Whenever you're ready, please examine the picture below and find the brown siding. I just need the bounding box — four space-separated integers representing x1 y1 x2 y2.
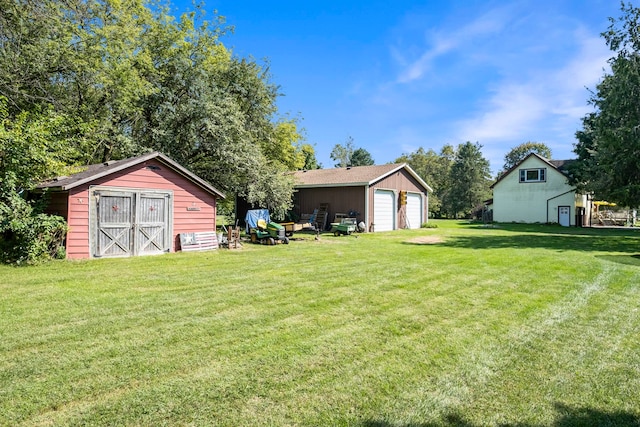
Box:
372 169 426 192
63 159 217 259
294 186 366 228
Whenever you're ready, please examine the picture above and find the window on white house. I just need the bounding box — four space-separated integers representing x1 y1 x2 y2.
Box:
519 168 546 182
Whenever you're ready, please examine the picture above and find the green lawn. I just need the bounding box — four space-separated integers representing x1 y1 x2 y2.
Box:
1 221 639 426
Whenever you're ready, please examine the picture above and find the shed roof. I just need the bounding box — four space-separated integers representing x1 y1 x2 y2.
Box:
292 163 432 192
37 151 225 198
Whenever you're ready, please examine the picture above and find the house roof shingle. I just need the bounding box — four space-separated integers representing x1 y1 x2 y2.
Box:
292 163 432 192
548 159 576 172
37 151 225 198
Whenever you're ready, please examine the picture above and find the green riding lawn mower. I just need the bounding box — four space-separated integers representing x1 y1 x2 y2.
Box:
250 219 289 245
245 209 289 245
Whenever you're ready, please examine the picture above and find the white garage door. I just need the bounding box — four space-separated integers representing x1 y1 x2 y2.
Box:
374 190 395 232
406 193 422 229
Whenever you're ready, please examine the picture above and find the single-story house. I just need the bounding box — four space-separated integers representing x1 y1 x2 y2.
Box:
37 151 225 259
490 153 591 226
291 163 432 232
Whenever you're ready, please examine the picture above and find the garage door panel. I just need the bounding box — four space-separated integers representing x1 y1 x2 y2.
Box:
374 190 395 232
406 193 422 229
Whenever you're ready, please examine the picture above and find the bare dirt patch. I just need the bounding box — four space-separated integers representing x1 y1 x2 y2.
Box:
406 236 444 245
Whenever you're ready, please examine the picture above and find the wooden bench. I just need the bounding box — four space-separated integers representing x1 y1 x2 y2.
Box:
179 231 218 252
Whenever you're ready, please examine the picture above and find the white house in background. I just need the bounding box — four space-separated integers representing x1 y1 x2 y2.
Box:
490 153 591 226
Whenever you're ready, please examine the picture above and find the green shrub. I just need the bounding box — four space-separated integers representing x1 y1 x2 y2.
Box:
421 222 438 228
0 189 68 264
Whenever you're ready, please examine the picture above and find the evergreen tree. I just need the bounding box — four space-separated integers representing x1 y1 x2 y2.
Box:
447 142 492 218
571 2 640 207
350 148 374 166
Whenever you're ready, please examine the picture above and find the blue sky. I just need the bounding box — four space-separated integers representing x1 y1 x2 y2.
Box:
172 0 620 173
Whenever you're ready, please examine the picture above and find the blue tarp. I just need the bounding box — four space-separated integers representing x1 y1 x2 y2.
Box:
245 209 270 233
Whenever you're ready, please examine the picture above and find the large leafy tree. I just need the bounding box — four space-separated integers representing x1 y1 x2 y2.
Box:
137 36 262 200
300 143 321 170
503 142 552 171
0 0 157 162
0 99 83 190
0 0 310 219
330 137 355 167
0 98 79 263
571 2 640 207
447 142 492 218
269 118 307 170
0 0 75 112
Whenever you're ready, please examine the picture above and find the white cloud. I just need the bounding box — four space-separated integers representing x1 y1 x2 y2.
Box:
453 25 611 170
457 83 546 142
395 5 515 83
548 30 610 120
397 38 455 83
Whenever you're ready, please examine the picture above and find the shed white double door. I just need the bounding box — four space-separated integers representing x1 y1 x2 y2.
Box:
91 188 172 258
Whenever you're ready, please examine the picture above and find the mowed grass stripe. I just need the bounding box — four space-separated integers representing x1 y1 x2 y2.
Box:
1 222 639 426
451 263 640 426
389 261 615 423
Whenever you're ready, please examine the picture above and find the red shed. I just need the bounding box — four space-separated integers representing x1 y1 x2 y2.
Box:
37 152 225 259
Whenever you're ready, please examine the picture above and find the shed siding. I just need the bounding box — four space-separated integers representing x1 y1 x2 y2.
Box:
63 188 90 259
372 170 426 193
63 158 216 259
